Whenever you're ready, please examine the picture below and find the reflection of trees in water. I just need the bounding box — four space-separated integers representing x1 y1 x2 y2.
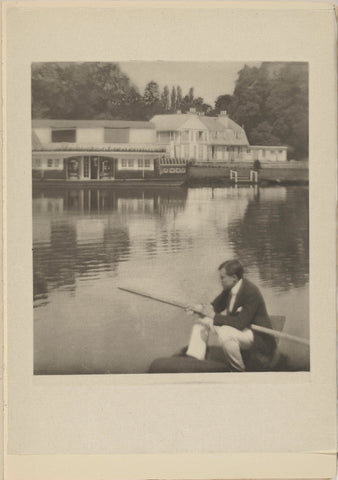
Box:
228 188 309 291
33 218 130 300
33 222 77 299
33 187 188 299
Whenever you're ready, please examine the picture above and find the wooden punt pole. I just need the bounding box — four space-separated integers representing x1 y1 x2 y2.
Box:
118 286 309 346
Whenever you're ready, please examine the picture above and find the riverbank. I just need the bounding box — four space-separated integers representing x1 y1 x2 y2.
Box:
32 160 309 188
184 177 308 187
185 160 308 186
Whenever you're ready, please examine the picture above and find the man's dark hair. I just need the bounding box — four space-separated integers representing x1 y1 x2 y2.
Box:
218 259 244 279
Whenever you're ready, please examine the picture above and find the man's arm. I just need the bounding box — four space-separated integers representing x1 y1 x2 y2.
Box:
213 290 261 330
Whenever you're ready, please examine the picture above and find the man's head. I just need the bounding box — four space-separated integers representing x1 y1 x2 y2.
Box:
218 259 244 291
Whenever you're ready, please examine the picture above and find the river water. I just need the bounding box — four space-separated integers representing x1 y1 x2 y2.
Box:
33 185 309 374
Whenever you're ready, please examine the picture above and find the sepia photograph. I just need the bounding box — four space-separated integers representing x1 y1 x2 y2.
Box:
5 3 337 477
32 61 310 375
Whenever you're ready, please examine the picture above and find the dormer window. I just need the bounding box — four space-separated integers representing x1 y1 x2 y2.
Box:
51 129 76 143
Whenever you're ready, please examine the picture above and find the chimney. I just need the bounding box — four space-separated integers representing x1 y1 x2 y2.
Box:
189 108 196 114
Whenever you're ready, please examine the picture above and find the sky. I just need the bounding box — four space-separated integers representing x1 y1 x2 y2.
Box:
119 61 261 107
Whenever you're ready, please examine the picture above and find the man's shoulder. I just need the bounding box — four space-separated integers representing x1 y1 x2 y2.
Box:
242 278 261 295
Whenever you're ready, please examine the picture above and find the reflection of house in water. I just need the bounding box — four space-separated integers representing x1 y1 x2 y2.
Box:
174 187 257 236
32 196 64 215
33 213 131 301
115 187 189 257
228 187 309 291
116 187 188 218
33 188 120 214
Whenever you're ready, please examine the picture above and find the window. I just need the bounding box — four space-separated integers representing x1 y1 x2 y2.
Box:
145 159 150 168
35 159 41 168
138 159 143 168
128 159 134 168
54 159 60 167
198 131 203 142
121 159 127 168
48 159 53 168
104 128 129 143
262 150 266 157
181 130 189 142
51 129 76 143
184 144 189 160
160 132 171 143
83 157 89 177
198 145 203 160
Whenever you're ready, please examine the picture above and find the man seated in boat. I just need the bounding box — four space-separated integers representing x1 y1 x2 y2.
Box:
189 259 276 372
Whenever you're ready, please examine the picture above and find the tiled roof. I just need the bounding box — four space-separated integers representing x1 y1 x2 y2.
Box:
32 142 166 153
32 119 155 129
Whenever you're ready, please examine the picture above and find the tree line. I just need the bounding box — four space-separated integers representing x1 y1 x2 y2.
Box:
32 62 211 120
214 62 308 159
32 61 308 159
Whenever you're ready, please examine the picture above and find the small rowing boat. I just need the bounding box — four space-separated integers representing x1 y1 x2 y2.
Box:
118 286 310 373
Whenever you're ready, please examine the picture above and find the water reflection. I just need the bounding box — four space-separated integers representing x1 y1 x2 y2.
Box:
33 187 188 301
33 185 309 373
228 187 309 291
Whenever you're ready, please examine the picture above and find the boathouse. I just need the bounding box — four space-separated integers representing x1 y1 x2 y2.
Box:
151 110 287 163
151 110 250 163
32 119 166 180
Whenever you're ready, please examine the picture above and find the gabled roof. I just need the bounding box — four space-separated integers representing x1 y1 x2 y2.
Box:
32 119 155 129
198 116 224 131
151 113 248 144
150 114 193 131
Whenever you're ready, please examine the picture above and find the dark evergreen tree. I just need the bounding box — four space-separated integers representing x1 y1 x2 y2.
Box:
170 86 177 112
161 86 170 111
176 86 183 110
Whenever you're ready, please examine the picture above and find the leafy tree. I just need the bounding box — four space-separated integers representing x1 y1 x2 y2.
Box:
188 87 194 104
250 121 281 146
143 81 162 118
214 94 233 114
32 62 145 120
224 62 308 159
144 81 160 104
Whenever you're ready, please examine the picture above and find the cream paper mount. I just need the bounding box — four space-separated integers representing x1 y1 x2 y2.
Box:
3 1 337 480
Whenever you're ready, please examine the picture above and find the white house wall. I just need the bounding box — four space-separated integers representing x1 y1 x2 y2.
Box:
32 155 64 170
129 129 156 144
76 128 104 144
34 128 51 144
117 158 154 171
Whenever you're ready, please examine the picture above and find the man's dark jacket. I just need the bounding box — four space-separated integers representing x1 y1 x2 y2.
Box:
211 278 276 370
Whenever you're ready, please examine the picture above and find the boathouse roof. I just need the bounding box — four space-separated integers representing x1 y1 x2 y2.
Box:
150 114 195 131
151 113 249 146
32 119 155 129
